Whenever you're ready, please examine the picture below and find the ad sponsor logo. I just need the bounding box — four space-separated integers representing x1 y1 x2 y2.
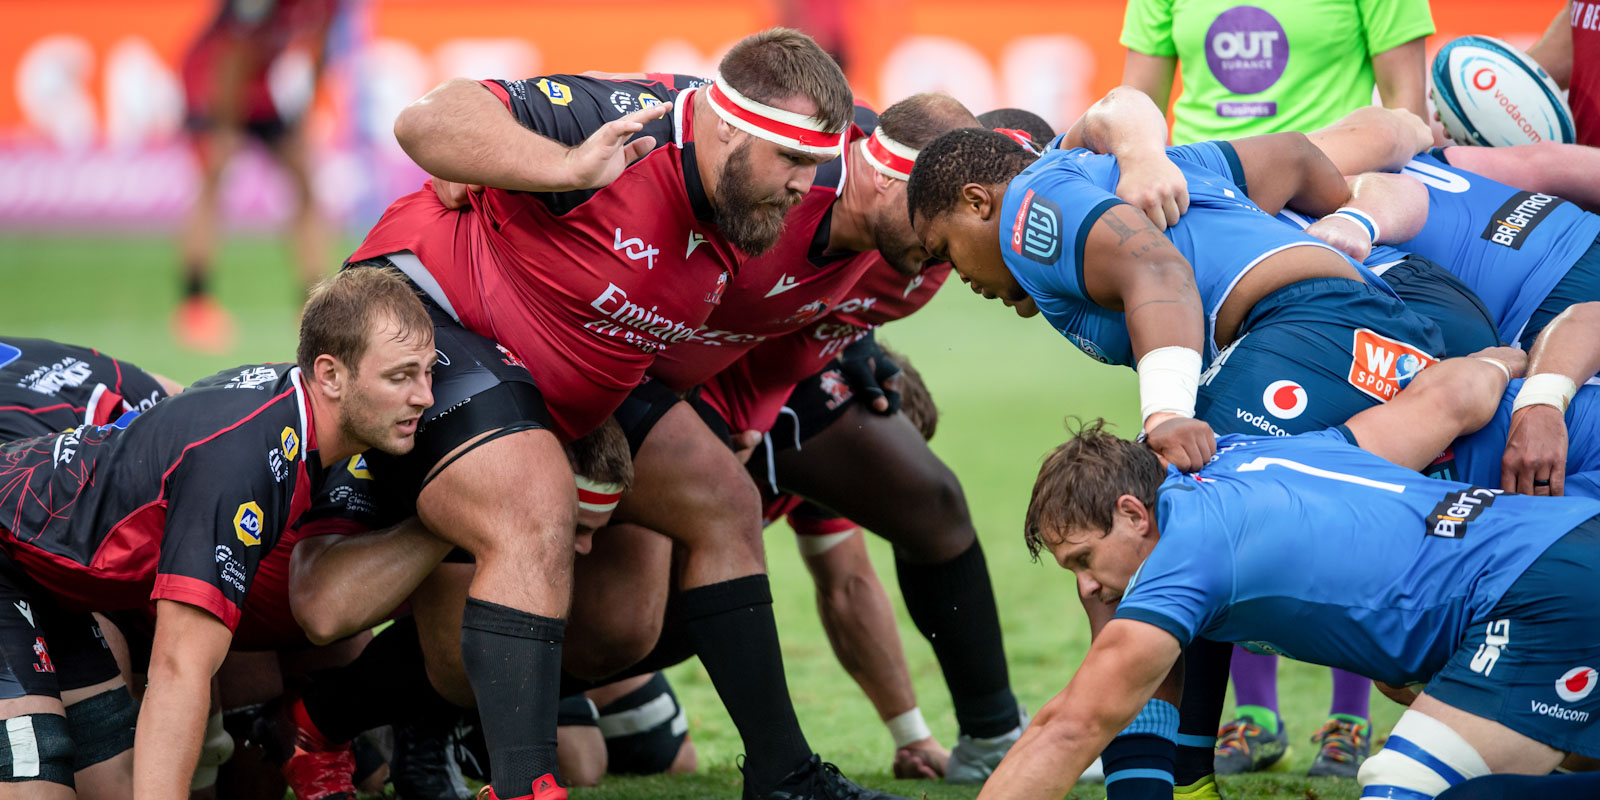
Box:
1426 487 1501 539
1348 328 1435 402
1556 666 1598 703
233 501 265 546
1480 191 1564 250
1469 618 1510 676
1262 379 1307 420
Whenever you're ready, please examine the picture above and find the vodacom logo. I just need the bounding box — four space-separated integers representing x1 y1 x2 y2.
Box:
1262 379 1308 420
1473 68 1497 91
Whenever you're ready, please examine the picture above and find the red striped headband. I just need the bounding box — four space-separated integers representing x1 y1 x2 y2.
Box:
576 475 624 514
704 76 845 157
994 128 1034 148
862 126 919 181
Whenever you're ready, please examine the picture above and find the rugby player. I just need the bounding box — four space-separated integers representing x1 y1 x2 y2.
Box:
0 337 181 441
594 87 1190 785
905 111 1453 796
341 29 873 799
177 0 339 352
1311 148 1600 352
0 267 433 797
988 348 1600 800
0 339 181 798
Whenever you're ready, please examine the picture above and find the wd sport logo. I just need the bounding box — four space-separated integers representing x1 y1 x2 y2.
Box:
1480 191 1564 250
233 501 265 546
1010 189 1061 265
1347 329 1435 402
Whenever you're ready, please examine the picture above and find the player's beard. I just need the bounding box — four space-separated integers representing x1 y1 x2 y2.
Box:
714 140 803 256
872 205 929 277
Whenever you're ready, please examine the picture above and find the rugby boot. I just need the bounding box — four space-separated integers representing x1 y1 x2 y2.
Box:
1173 774 1225 800
946 705 1030 785
475 774 568 800
173 294 236 354
742 754 913 800
1306 715 1371 777
391 721 472 800
1213 707 1289 774
250 697 358 800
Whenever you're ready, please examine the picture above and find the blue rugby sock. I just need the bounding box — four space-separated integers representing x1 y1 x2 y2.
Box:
1103 699 1177 799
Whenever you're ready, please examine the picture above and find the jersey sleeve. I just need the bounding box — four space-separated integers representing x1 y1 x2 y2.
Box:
1119 0 1177 57
1357 0 1435 57
1167 142 1247 192
295 454 402 535
479 74 684 215
1003 154 1128 307
151 439 290 631
1113 518 1234 648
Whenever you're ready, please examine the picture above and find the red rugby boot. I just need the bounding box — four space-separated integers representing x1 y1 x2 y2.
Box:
475 774 568 800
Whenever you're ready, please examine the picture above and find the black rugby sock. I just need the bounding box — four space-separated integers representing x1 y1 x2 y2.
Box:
680 575 811 789
300 616 459 743
460 597 565 795
896 541 1020 737
1175 637 1233 785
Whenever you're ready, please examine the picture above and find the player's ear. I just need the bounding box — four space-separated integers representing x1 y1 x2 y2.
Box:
959 182 996 220
1116 494 1152 537
311 353 345 398
715 116 738 145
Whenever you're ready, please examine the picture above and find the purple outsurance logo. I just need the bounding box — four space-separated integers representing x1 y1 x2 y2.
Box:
1205 6 1289 97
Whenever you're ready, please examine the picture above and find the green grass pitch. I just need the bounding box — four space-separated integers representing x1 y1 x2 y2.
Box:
0 235 1406 799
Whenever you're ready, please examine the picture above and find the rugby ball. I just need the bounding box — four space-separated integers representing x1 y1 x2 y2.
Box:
1432 35 1575 147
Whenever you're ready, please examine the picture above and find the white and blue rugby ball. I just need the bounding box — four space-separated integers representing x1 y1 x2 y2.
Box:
1431 35 1575 147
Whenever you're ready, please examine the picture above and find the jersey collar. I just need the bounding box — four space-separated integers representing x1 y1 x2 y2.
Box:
675 87 717 223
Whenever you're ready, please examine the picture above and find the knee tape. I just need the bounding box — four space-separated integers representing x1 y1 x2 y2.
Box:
190 711 234 791
65 687 135 771
1359 710 1490 799
599 673 689 775
0 713 75 786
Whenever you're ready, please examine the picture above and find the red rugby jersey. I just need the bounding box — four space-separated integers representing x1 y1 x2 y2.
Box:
648 108 880 391
350 74 743 440
701 260 952 433
1573 2 1600 147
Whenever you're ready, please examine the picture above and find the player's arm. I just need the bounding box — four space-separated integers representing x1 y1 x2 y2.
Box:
1225 132 1353 217
288 516 455 645
1120 51 1177 116
1082 204 1213 469
1526 1 1574 88
133 599 232 799
393 78 670 193
976 619 1179 799
1307 105 1433 175
1344 348 1526 471
1059 86 1189 230
1370 38 1430 119
1303 171 1429 261
1502 302 1600 495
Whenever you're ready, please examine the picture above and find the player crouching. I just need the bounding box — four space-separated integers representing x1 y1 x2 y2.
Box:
979 351 1600 799
0 267 434 797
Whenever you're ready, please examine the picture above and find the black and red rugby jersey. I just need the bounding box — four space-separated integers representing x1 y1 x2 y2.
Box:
0 337 169 442
350 73 746 441
0 363 320 630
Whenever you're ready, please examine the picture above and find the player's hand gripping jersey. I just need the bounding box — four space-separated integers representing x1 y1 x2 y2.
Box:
0 337 169 441
349 73 745 440
1000 141 1395 367
1116 430 1600 686
1391 150 1600 347
0 364 321 629
1429 380 1600 500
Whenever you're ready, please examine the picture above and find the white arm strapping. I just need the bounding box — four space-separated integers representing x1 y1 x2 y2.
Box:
1513 372 1578 413
1138 346 1202 424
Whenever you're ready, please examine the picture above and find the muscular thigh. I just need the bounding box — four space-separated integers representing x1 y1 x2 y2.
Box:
614 402 761 541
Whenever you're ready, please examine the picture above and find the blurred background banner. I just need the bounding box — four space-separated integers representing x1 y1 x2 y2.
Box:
0 0 1555 232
